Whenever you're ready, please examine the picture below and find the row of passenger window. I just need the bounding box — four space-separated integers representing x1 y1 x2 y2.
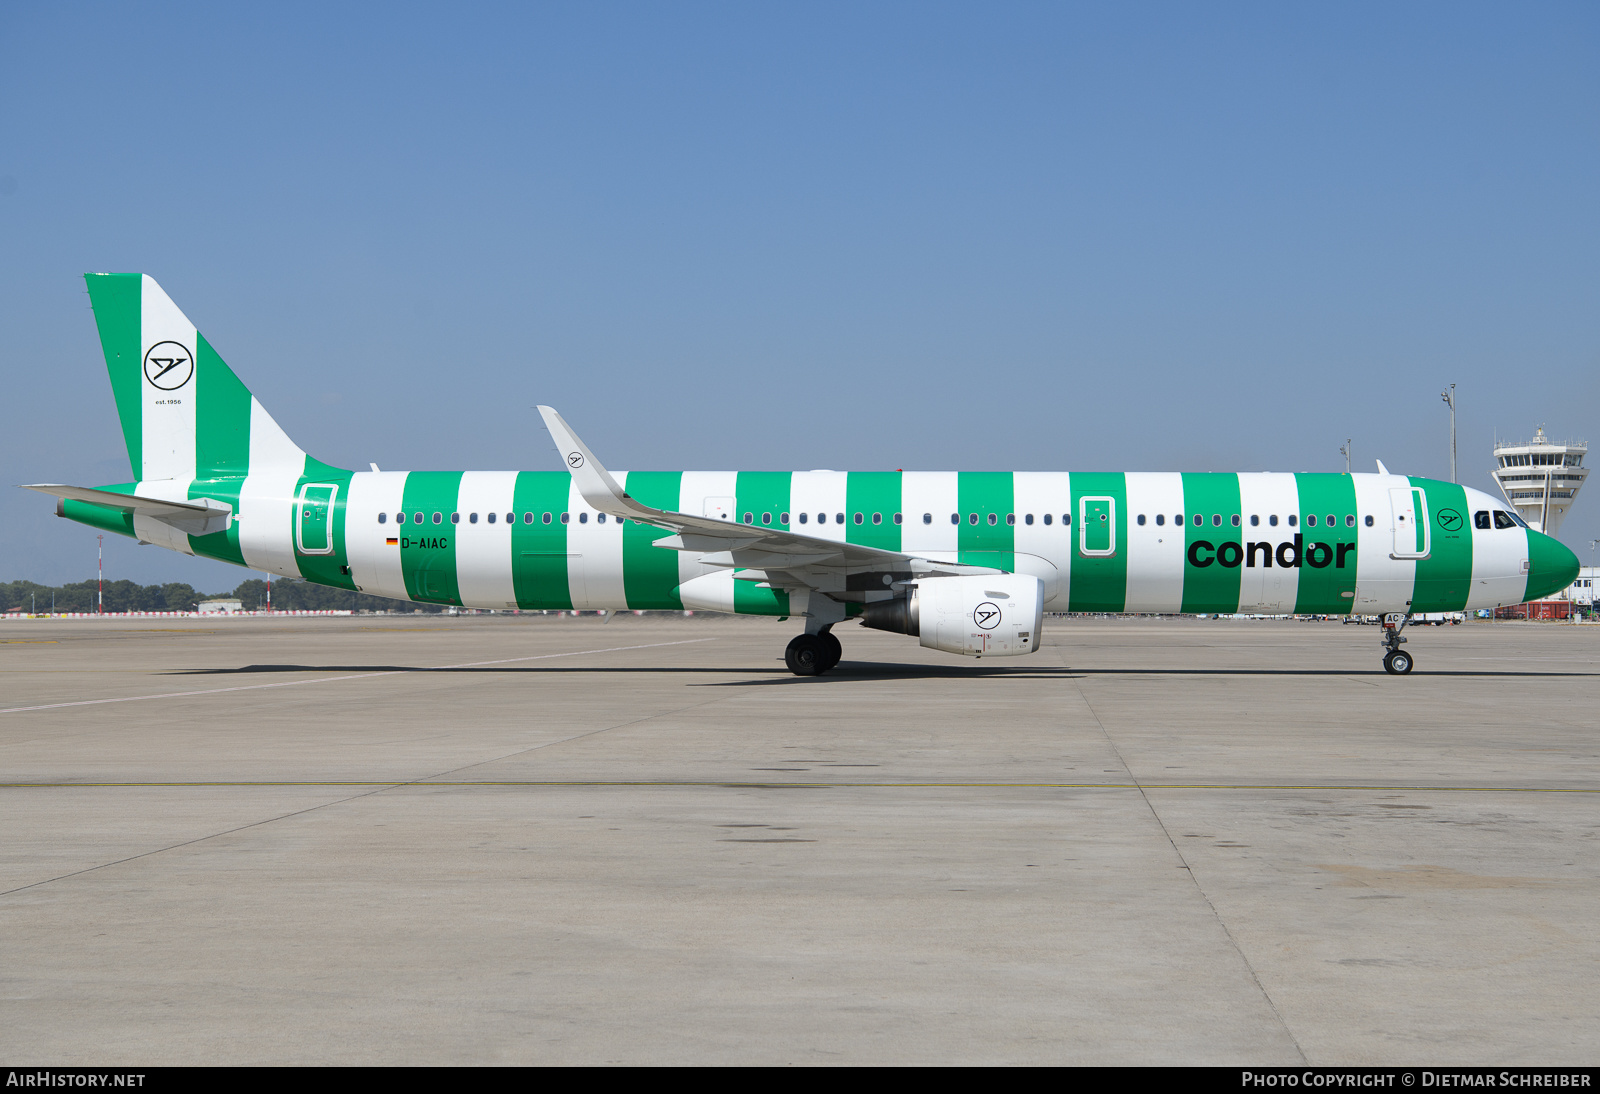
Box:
792 512 1074 527
375 508 1528 531
1130 510 1526 530
375 510 1077 527
374 510 1370 530
379 511 621 525
1135 513 1366 528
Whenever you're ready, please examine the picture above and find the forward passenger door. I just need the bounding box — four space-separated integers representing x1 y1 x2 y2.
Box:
1389 487 1430 560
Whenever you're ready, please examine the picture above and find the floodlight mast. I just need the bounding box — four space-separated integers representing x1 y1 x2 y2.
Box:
1441 385 1457 483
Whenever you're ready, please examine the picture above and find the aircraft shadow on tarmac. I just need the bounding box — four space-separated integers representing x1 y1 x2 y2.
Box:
165 663 1597 683
690 664 1600 685
166 662 1067 681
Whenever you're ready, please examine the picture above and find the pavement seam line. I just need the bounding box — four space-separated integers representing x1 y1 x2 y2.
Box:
397 697 737 787
3 781 1595 792
0 715 707 901
0 782 405 900
0 638 713 715
1062 652 1309 1065
0 649 739 899
363 634 744 788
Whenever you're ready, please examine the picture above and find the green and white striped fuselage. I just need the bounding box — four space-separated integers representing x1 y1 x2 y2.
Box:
44 273 1579 661
67 468 1559 617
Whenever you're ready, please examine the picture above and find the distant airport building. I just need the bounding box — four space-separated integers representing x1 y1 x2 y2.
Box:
198 599 244 615
1553 567 1598 609
1508 565 1597 620
1491 428 1587 536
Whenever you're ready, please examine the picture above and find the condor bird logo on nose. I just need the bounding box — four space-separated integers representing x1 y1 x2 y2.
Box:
973 602 1001 630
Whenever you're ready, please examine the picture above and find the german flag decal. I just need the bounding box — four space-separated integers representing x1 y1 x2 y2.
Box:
386 537 398 546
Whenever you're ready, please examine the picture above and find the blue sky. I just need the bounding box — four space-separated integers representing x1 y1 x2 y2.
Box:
3 2 1598 588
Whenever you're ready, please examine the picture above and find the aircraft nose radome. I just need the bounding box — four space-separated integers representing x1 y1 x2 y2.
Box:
1525 532 1580 602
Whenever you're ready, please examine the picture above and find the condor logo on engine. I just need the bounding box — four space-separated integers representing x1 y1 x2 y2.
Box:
915 575 1042 658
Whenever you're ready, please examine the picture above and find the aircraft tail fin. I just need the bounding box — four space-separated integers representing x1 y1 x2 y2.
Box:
83 273 309 482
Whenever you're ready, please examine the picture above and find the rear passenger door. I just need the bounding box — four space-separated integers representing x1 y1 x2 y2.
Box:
296 484 337 555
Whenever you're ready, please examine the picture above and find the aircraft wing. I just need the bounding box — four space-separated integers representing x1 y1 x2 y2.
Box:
535 406 1002 592
21 483 234 537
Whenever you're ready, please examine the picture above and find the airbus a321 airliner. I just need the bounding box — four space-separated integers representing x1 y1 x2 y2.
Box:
26 275 1579 676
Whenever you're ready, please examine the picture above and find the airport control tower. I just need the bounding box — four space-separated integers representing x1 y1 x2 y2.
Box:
1491 428 1588 536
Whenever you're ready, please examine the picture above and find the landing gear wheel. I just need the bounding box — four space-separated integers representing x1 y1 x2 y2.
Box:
1383 649 1414 675
785 634 826 676
817 631 842 672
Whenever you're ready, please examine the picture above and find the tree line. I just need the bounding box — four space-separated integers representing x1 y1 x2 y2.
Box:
0 578 442 614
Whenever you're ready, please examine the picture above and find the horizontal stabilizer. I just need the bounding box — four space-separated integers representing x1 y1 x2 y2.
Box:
22 484 233 537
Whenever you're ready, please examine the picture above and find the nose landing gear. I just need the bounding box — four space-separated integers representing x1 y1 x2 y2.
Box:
784 626 842 676
1381 613 1414 674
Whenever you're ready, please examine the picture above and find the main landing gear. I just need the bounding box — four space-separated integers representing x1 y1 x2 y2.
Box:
785 626 842 676
1381 613 1414 675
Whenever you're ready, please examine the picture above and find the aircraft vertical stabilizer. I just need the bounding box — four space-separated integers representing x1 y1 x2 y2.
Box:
84 273 310 481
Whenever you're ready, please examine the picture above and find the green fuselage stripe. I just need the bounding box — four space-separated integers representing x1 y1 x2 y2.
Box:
1411 480 1472 611
1180 473 1244 614
1291 474 1359 614
511 472 572 610
733 471 795 615
399 472 462 605
295 460 355 591
1068 472 1127 612
846 471 902 552
956 471 1013 571
622 471 684 609
735 472 792 532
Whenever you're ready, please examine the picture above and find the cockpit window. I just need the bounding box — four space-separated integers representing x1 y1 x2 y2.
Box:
1475 510 1491 530
1494 510 1523 530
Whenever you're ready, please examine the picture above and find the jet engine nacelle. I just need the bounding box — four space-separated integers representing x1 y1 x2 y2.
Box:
862 574 1044 657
